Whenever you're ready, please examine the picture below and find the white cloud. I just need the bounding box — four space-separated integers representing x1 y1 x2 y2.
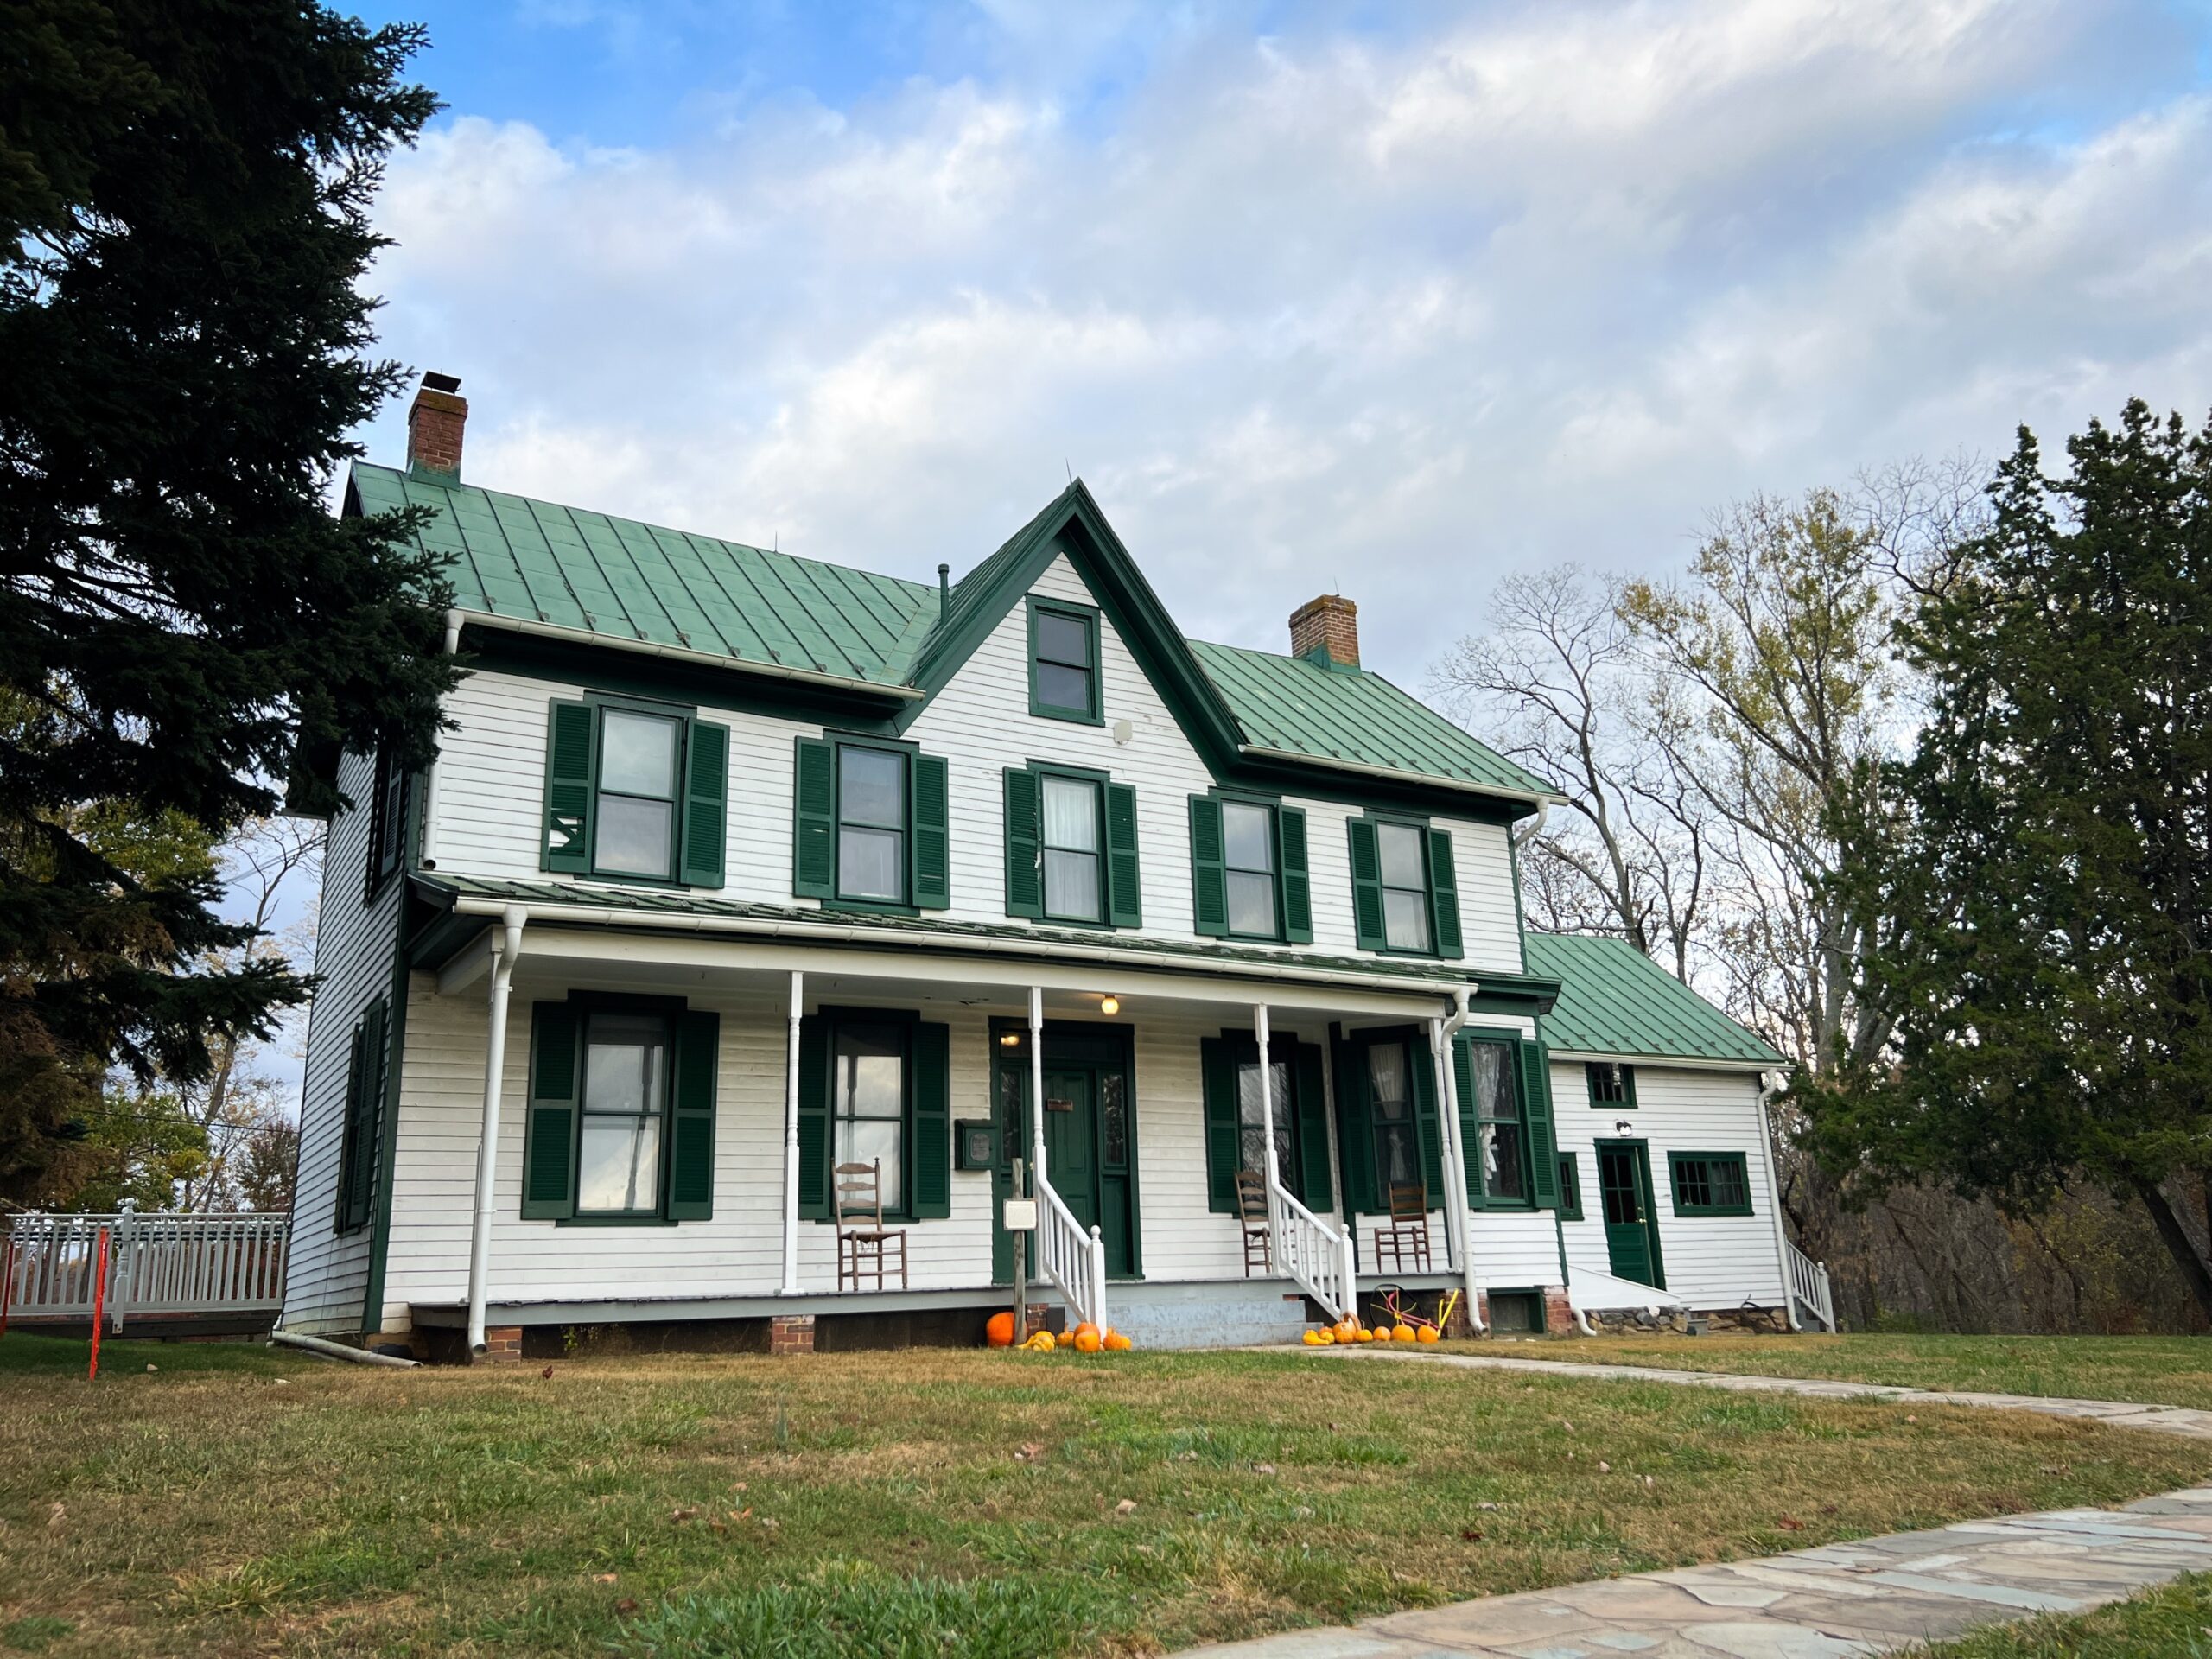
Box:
358 1 2212 675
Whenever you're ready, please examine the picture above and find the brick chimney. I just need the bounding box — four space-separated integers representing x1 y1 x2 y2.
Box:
1289 594 1358 668
406 372 467 481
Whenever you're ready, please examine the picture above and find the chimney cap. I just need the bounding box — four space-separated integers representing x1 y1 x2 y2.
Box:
421 371 461 394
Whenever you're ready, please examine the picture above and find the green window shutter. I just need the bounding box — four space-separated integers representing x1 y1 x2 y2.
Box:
334 1020 365 1232
1198 1037 1240 1214
680 720 729 889
1105 782 1142 929
543 701 595 874
353 999 387 1227
1189 796 1228 937
1279 806 1313 943
796 1014 830 1218
1293 1041 1332 1214
1521 1039 1560 1208
521 1001 580 1220
1002 767 1042 918
1427 828 1462 959
911 1020 951 1218
667 1008 719 1219
792 737 836 899
1332 1033 1377 1215
1412 1033 1445 1206
1452 1034 1480 1205
912 753 951 910
1346 818 1385 951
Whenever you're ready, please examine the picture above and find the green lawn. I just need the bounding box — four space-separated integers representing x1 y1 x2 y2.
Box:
1909 1571 2212 1657
1 1331 2207 1656
1535 1332 2212 1410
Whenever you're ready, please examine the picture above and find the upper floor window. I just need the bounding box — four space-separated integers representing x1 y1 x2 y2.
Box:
542 698 728 889
1347 816 1462 959
364 747 408 902
794 736 950 912
1586 1060 1637 1107
1028 598 1102 723
1004 764 1141 928
1189 794 1312 944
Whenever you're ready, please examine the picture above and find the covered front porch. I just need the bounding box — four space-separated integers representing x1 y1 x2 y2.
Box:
398 893 1546 1355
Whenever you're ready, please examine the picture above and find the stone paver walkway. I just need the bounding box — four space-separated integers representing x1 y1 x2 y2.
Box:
1186 1485 2212 1657
1327 1346 2212 1440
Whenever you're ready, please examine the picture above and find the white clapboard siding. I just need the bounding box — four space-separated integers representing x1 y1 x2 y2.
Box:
1551 1061 1786 1309
383 995 1351 1325
283 748 405 1335
426 555 1525 970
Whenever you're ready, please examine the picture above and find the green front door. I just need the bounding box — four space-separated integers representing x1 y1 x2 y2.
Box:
1597 1141 1665 1288
992 1024 1139 1282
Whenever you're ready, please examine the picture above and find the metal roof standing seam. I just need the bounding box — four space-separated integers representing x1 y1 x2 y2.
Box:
1522 932 1786 1065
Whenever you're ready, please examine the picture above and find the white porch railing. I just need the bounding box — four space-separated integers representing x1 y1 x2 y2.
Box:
1268 1184 1356 1323
1785 1236 1835 1332
2 1211 289 1332
1034 1179 1107 1333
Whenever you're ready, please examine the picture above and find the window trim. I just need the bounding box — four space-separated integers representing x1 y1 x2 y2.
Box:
1217 791 1286 944
816 1004 921 1224
1668 1150 1755 1217
1586 1060 1638 1109
1462 1031 1535 1211
1033 762 1111 927
1557 1150 1584 1221
1027 596 1103 725
1368 811 1439 958
830 735 918 914
588 701 688 887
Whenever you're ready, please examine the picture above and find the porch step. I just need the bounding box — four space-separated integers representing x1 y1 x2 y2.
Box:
1084 1280 1313 1351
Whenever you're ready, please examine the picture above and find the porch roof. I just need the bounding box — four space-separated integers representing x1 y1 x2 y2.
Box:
410 873 1562 1008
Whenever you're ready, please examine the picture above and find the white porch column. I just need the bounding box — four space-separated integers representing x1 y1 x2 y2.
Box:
1252 1003 1281 1189
466 906 526 1356
779 970 804 1295
1027 985 1047 1189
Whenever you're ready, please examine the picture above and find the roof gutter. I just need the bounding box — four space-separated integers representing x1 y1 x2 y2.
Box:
450 607 926 702
439 892 1468 1001
1237 745 1566 810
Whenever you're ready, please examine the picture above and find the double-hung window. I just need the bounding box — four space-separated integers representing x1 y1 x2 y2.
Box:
1557 1151 1584 1221
576 1010 669 1215
832 1021 907 1212
1029 600 1102 722
793 737 951 912
1586 1061 1636 1107
1669 1152 1753 1217
521 995 721 1224
795 1009 953 1222
1189 794 1313 943
542 698 728 888
1236 1048 1296 1191
1004 765 1141 928
1464 1038 1529 1204
1348 816 1462 958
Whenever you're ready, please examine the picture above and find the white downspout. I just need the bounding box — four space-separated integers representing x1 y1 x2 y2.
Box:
779 971 804 1295
1756 1073 1802 1332
466 905 526 1356
1439 988 1484 1334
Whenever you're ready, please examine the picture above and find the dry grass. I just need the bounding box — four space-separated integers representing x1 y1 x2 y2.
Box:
0 1332 2207 1656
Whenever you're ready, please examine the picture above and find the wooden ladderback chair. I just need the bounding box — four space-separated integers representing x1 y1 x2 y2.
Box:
1235 1168 1273 1276
835 1160 909 1292
1372 1180 1432 1274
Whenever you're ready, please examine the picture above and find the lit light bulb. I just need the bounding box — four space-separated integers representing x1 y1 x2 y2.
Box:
1099 995 1120 1016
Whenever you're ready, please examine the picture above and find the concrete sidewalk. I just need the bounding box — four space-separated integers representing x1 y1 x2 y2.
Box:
1326 1346 2212 1441
1185 1485 2212 1657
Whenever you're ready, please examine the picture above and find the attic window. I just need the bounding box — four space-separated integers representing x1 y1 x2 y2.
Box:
1028 598 1101 724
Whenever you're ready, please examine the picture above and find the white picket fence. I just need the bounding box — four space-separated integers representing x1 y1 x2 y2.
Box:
1 1211 289 1332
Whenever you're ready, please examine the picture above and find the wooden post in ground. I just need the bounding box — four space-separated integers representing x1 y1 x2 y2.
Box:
88 1226 109 1382
1011 1158 1027 1344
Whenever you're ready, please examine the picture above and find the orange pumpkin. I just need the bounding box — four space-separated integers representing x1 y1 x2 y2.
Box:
1416 1325 1440 1343
1391 1324 1415 1342
1071 1321 1100 1342
1074 1329 1103 1353
1356 1326 1376 1342
1104 1331 1132 1351
986 1312 1017 1348
1332 1319 1358 1344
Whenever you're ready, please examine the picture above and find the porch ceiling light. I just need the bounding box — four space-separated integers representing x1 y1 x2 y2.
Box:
999 1031 1022 1047
1098 995 1120 1016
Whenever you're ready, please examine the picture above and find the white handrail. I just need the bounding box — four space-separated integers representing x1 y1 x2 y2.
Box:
1784 1236 1835 1332
1268 1181 1355 1323
1033 1178 1107 1332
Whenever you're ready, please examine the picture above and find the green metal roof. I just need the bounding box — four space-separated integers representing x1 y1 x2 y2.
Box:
1190 639 1554 797
1523 932 1788 1067
354 461 1556 799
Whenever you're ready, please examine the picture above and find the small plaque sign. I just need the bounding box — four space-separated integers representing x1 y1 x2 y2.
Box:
1046 1096 1075 1114
1001 1198 1038 1232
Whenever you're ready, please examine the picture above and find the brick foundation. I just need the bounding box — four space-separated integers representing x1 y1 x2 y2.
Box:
1543 1287 1576 1335
769 1313 817 1355
480 1325 523 1364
